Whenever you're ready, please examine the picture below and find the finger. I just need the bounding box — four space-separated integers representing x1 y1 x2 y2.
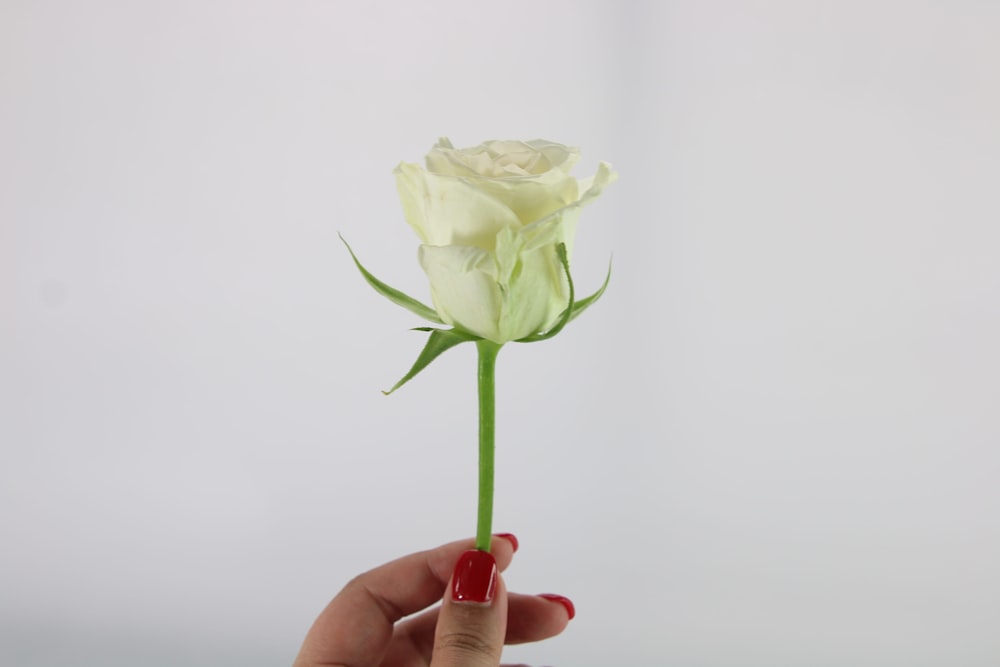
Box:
394 591 574 657
431 549 507 667
503 593 575 644
293 535 517 667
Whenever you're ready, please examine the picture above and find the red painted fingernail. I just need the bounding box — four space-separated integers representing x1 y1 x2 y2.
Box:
494 532 519 552
539 593 576 620
452 550 498 604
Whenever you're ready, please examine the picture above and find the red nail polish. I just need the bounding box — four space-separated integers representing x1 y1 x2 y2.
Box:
539 593 576 620
451 550 498 604
494 532 519 552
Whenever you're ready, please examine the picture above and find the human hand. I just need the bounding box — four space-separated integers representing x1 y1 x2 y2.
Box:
292 534 575 667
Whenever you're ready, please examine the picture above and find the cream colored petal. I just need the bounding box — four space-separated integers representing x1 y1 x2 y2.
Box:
524 139 580 173
426 138 580 178
574 160 618 198
394 161 431 243
418 244 504 342
418 139 588 225
426 138 493 177
493 225 523 289
520 161 617 255
424 173 522 249
497 242 569 341
520 208 581 259
459 169 579 226
426 146 476 177
491 226 571 341
397 166 521 249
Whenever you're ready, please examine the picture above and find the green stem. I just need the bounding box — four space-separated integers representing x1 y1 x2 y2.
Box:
475 340 502 552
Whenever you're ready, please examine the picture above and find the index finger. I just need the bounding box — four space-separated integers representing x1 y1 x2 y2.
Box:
293 535 517 667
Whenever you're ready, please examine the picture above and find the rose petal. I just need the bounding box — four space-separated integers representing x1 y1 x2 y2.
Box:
418 244 504 342
395 163 521 249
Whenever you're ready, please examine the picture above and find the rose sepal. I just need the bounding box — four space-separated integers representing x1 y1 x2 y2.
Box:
340 234 444 325
383 327 482 395
567 256 612 325
515 243 612 343
344 237 610 393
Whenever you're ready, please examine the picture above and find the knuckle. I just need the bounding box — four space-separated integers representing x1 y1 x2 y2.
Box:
434 629 500 660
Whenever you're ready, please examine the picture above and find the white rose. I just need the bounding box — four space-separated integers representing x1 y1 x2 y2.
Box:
394 138 616 344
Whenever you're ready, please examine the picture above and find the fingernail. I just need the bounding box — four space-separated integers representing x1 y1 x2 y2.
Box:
538 593 576 620
452 550 498 604
494 532 519 552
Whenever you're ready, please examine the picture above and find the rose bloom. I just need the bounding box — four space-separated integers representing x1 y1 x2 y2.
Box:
395 138 616 344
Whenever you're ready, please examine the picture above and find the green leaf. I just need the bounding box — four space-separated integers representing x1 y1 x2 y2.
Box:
515 243 575 343
568 256 612 323
383 327 480 395
340 234 443 325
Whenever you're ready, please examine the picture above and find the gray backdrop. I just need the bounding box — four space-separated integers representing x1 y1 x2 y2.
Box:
3 1 999 665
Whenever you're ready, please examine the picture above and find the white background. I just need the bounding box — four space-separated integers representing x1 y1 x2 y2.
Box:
3 1 999 665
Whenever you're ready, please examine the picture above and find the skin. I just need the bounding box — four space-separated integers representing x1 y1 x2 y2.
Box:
292 536 572 667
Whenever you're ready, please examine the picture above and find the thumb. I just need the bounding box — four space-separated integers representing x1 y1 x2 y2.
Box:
431 549 508 667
